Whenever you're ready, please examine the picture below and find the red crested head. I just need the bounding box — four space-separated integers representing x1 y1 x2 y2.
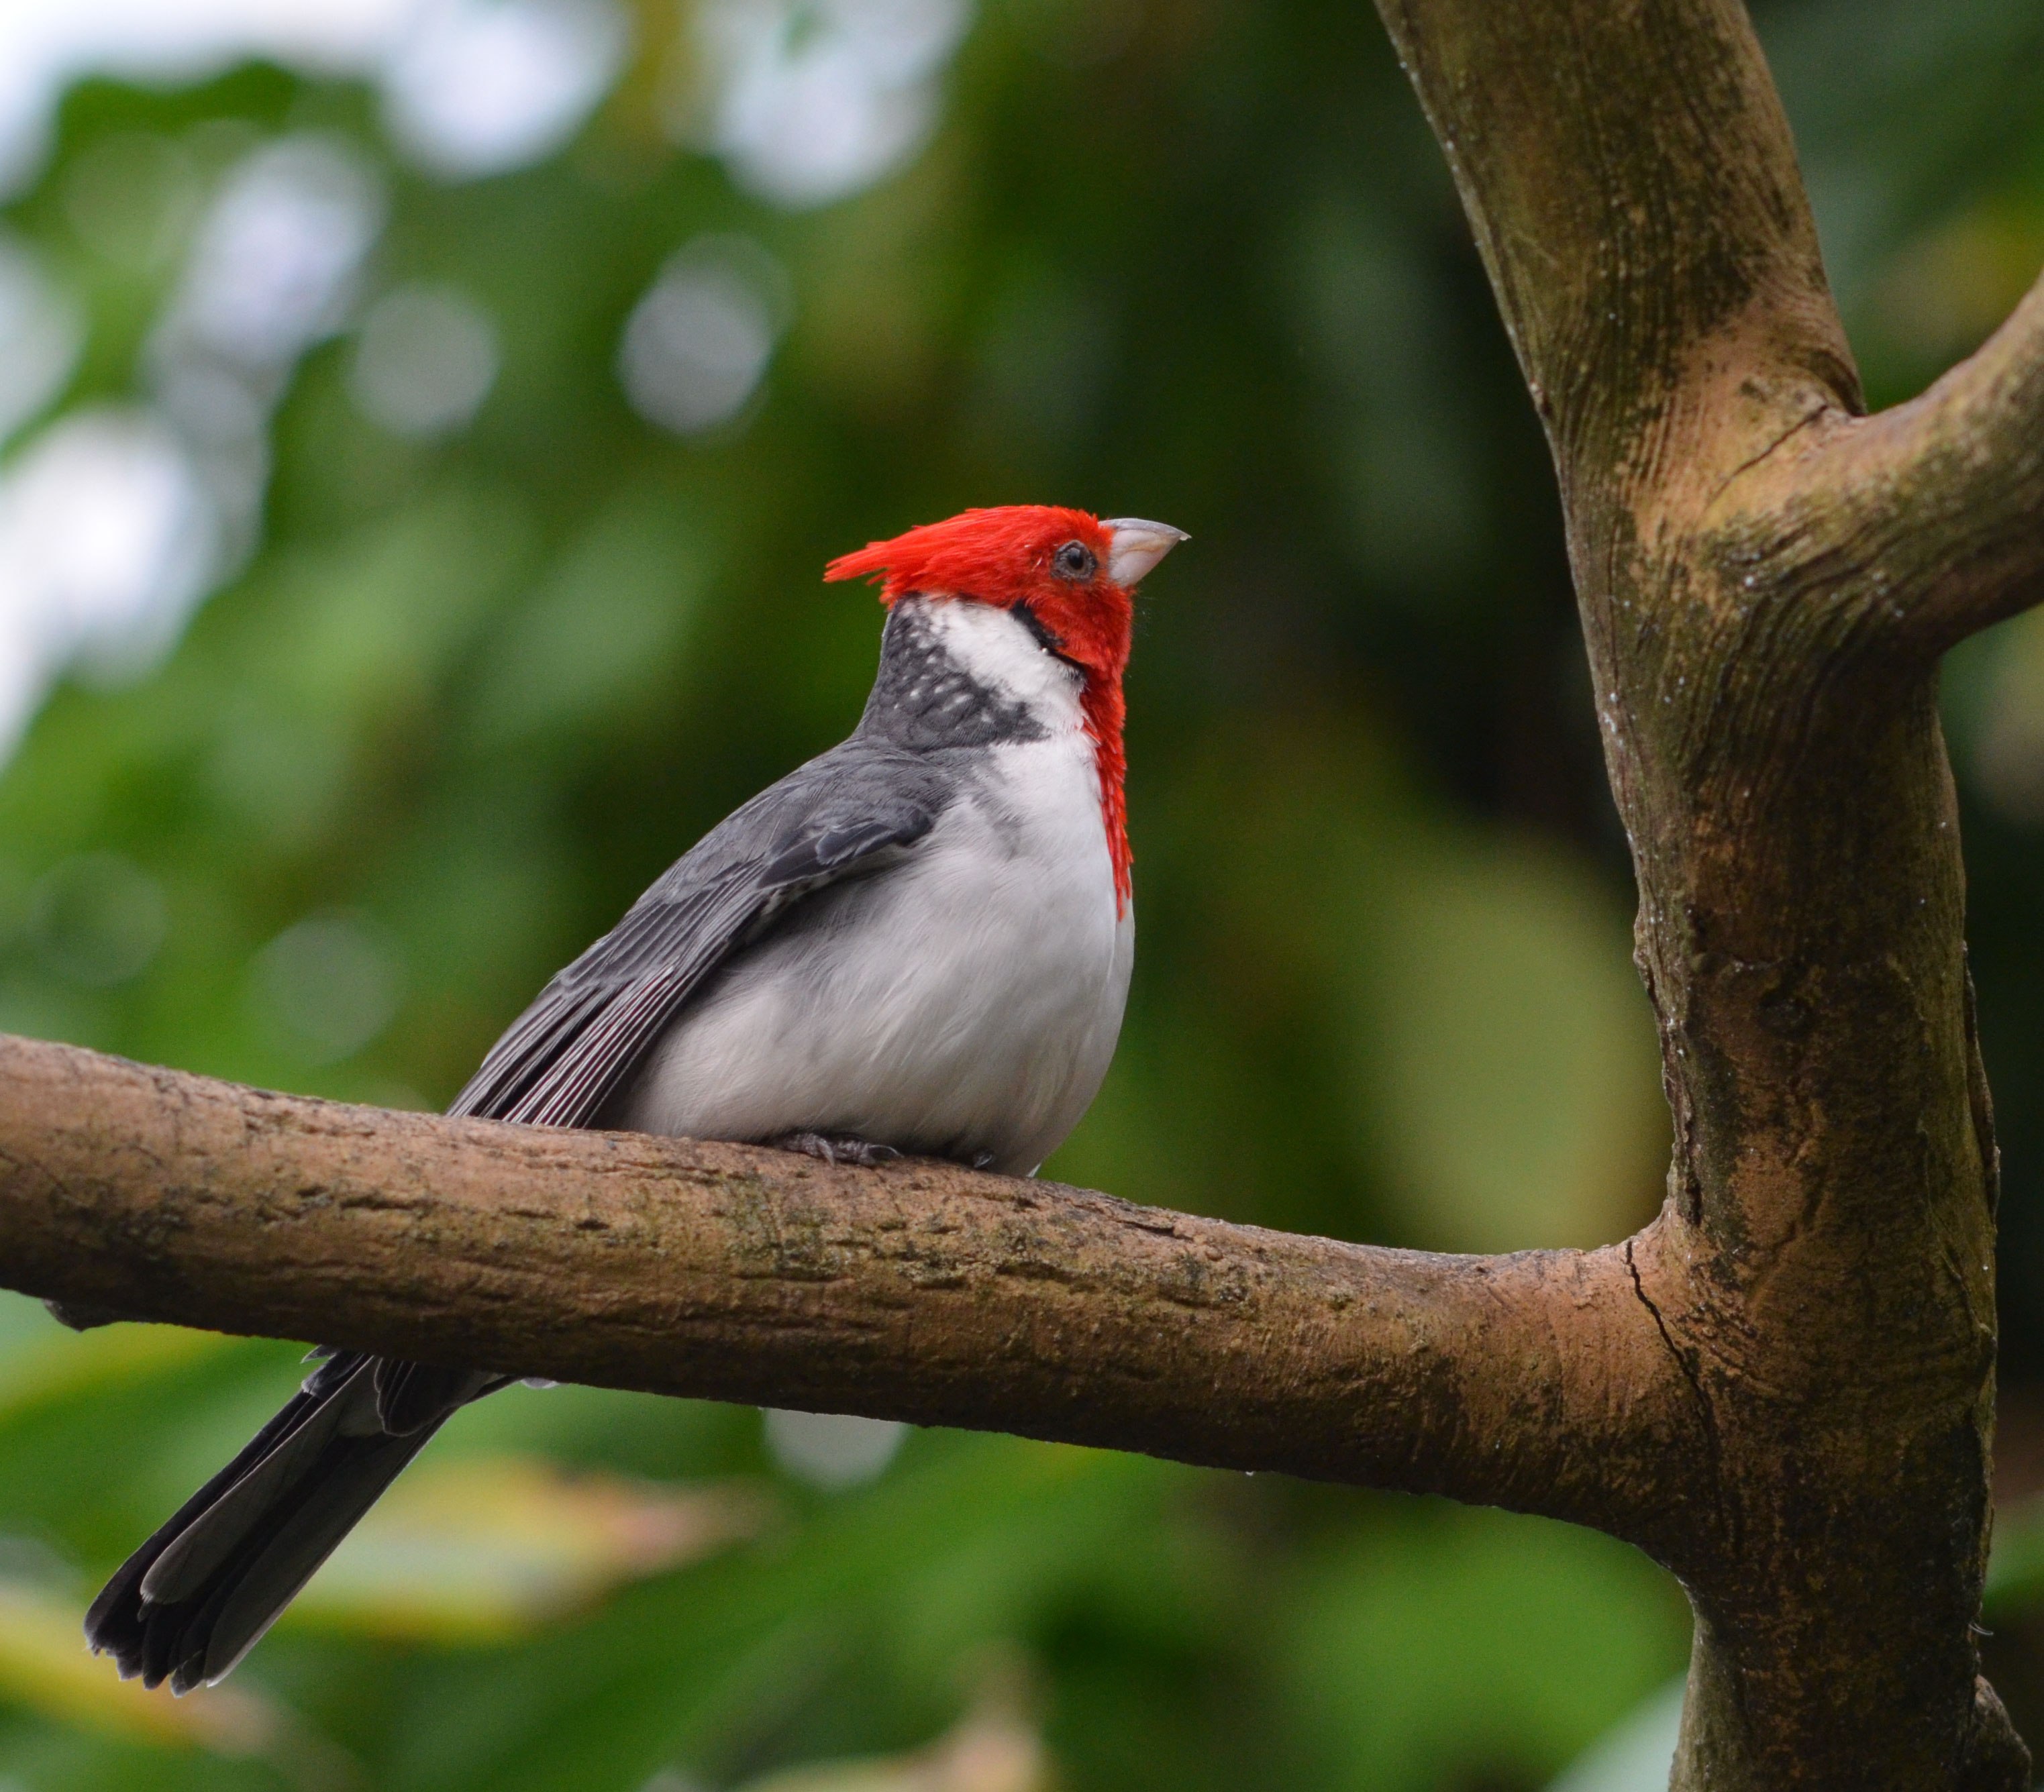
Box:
826 506 1129 687
825 505 1186 913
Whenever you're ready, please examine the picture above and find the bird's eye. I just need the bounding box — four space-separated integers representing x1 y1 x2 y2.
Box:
1052 540 1097 581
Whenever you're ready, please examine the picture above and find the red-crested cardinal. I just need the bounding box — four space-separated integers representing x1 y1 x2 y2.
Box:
86 505 1186 1691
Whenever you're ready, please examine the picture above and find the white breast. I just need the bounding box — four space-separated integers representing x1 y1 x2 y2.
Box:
615 608 1133 1175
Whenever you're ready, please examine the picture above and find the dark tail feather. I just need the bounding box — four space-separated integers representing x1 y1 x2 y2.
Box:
86 1353 457 1693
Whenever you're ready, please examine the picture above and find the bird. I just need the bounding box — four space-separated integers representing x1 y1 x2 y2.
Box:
84 503 1186 1693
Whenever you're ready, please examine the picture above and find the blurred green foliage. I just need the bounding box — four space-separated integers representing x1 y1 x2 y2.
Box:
0 0 2037 1787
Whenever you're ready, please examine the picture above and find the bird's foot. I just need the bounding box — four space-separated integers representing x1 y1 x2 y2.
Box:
771 1131 903 1169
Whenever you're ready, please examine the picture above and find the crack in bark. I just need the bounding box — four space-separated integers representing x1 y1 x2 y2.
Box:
1625 1234 1729 1551
1703 401 1838 511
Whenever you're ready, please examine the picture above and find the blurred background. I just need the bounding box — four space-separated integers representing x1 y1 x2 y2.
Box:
0 0 2033 1787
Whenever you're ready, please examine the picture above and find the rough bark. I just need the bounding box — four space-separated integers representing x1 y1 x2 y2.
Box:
0 2 2036 1787
0 1035 1687 1534
1373 0 2044 1783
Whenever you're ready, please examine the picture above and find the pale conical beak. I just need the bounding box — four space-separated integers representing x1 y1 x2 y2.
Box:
1104 517 1188 588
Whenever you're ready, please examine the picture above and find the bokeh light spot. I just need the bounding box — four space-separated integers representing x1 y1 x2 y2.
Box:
350 281 501 437
618 236 790 435
28 855 168 988
250 910 405 1065
764 1408 907 1489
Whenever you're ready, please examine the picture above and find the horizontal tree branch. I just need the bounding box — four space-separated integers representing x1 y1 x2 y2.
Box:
0 1033 1690 1541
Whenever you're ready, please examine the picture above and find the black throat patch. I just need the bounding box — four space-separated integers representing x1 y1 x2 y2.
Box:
858 598 1060 749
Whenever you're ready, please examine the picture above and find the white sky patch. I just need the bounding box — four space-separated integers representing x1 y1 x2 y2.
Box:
0 0 628 194
0 1 624 757
0 409 215 755
1546 1678 1684 1792
687 0 973 208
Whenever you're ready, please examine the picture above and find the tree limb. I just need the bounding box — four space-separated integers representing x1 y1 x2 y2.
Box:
1782 266 2044 655
0 1033 1688 1540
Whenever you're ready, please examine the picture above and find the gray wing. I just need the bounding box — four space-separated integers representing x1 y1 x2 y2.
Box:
448 739 950 1128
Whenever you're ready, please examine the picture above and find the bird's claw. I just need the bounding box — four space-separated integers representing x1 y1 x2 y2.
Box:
771 1131 903 1168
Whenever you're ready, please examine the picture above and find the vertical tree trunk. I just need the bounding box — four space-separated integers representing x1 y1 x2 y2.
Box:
1374 0 2044 1783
